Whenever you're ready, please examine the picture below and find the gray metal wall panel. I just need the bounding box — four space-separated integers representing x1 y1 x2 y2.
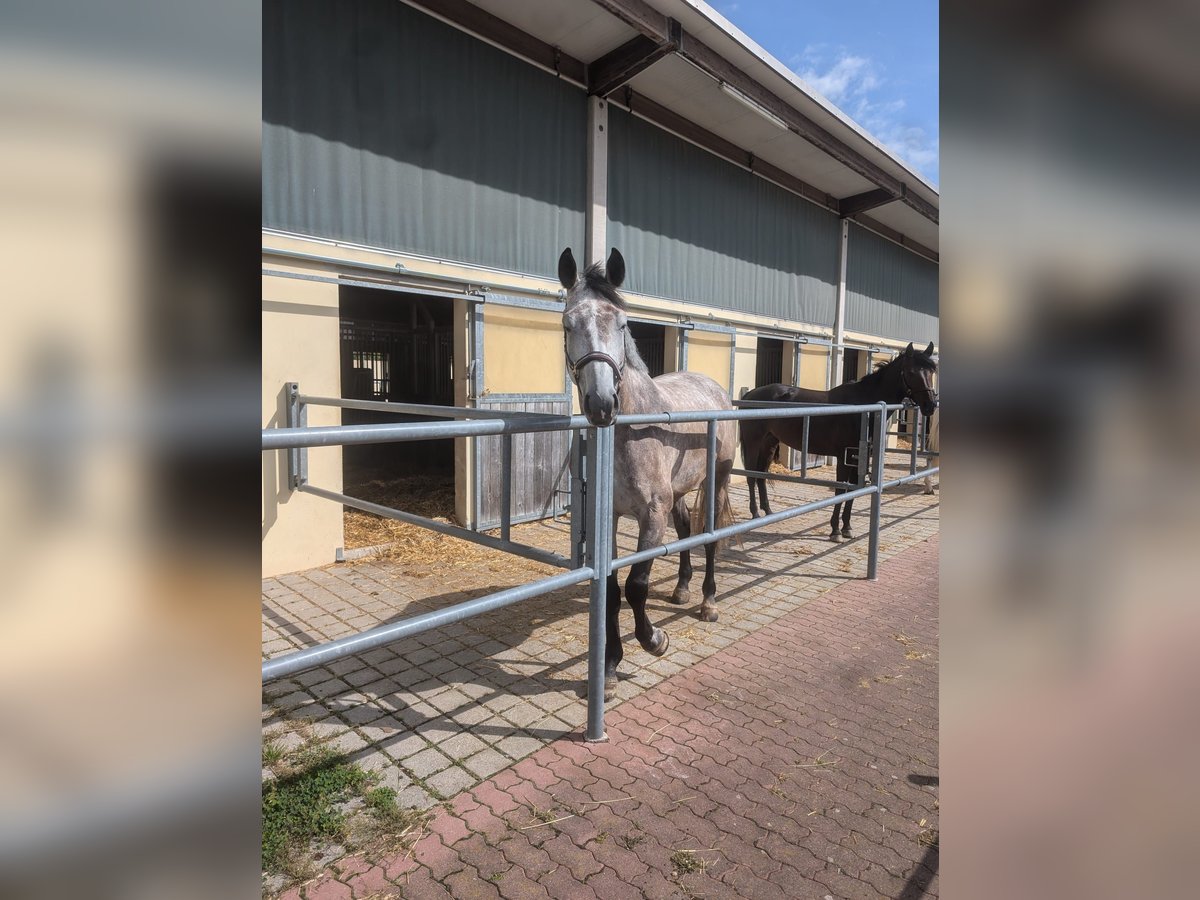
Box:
607 108 839 325
263 0 585 279
845 223 939 344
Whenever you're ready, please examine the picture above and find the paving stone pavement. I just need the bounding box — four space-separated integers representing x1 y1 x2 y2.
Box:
270 530 939 899
264 464 938 811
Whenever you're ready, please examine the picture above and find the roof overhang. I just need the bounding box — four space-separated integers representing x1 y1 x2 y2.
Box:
403 0 939 259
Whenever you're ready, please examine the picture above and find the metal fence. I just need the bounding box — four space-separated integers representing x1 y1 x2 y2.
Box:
262 384 939 741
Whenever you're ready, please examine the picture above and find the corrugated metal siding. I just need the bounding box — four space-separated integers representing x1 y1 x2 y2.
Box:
845 223 939 344
262 0 585 278
607 108 839 325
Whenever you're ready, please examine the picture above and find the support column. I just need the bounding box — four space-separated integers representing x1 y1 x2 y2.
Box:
586 96 609 267
831 218 849 388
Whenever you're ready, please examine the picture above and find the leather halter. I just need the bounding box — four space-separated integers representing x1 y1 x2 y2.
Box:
564 346 624 395
901 364 938 408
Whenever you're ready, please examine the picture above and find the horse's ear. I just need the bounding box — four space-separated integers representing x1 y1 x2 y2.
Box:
558 248 577 290
904 342 914 355
606 248 626 288
923 341 934 357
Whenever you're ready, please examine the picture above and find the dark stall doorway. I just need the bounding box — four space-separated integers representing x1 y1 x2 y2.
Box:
629 322 666 377
842 348 862 384
755 336 784 387
339 286 456 522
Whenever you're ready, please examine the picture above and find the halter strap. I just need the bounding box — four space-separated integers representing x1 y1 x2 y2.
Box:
900 365 938 406
565 347 624 394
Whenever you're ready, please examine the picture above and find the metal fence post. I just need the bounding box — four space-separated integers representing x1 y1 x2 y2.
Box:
801 416 810 478
569 430 586 569
857 411 869 490
909 407 920 476
585 424 614 742
867 402 888 580
285 383 308 489
500 434 513 541
704 420 718 533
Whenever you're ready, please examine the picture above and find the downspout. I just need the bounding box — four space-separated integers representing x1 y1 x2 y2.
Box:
831 218 849 388
586 96 609 267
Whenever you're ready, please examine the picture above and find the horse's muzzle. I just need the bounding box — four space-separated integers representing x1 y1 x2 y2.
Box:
583 390 617 427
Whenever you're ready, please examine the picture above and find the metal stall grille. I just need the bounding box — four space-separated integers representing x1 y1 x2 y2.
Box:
341 321 454 404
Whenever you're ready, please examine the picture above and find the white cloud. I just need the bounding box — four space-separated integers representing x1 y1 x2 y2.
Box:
794 48 938 183
797 51 880 105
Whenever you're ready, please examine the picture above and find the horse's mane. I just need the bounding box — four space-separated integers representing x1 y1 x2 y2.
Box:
578 262 649 375
581 262 626 310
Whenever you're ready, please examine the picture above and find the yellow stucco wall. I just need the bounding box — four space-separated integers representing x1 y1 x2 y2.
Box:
482 305 565 395
685 330 732 391
731 332 758 401
262 272 344 577
799 344 829 389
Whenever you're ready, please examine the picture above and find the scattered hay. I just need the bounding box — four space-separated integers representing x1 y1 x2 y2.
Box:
892 633 915 645
918 828 939 848
671 850 706 875
905 650 931 661
340 474 558 578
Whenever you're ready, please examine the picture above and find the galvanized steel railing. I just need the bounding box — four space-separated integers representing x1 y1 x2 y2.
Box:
262 384 939 741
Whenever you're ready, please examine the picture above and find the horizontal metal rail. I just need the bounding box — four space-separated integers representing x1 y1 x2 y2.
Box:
262 416 584 450
299 394 558 420
617 402 902 426
882 467 940 490
263 388 938 742
612 483 879 571
261 402 912 451
731 467 857 491
299 484 571 569
262 566 594 681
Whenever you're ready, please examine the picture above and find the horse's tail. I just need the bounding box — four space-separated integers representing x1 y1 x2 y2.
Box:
692 466 741 552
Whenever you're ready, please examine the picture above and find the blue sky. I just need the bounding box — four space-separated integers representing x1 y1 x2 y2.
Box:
713 1 939 186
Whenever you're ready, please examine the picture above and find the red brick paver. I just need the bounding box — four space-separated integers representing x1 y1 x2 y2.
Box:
284 535 939 899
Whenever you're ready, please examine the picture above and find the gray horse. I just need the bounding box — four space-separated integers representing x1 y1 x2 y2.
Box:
559 248 736 698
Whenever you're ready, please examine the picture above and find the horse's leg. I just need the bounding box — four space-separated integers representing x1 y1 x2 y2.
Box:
842 459 858 537
829 491 843 541
830 458 846 541
625 507 670 658
746 439 760 519
699 459 732 623
698 540 719 622
603 572 622 700
756 437 777 517
668 497 693 606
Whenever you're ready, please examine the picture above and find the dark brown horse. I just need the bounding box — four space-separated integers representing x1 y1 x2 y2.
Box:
739 343 938 540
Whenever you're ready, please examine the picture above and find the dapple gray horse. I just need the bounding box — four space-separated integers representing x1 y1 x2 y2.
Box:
559 248 736 698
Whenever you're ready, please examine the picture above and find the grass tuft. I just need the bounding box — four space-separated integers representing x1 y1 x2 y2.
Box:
261 745 368 873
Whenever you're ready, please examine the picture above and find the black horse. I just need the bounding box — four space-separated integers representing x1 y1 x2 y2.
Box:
740 342 938 540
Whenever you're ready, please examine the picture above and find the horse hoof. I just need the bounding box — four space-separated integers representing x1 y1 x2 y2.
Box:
829 532 841 543
649 629 670 657
604 678 617 702
842 528 853 539
669 589 690 606
699 604 719 623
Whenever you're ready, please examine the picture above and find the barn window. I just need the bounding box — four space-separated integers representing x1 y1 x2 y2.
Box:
629 322 666 377
755 337 784 386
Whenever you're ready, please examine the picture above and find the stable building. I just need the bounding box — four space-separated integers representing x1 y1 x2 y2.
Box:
262 0 939 577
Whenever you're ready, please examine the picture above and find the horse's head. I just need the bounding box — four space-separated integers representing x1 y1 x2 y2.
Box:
898 341 938 416
558 247 629 427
